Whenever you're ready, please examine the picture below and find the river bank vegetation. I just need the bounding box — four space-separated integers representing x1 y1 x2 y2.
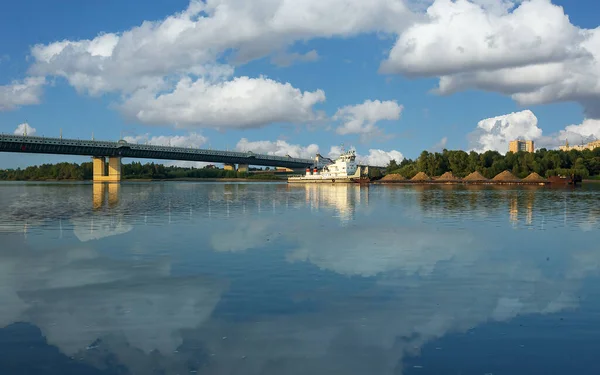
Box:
0 161 280 181
2 148 599 181
385 148 600 179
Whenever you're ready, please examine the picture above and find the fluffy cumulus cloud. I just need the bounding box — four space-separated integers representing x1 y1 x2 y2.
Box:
123 132 207 148
469 109 600 152
8 0 600 142
236 138 319 159
19 0 413 127
381 0 580 77
14 122 37 136
468 110 542 152
120 76 326 129
29 0 411 94
381 0 600 118
557 119 600 145
334 100 403 139
234 139 404 166
328 145 404 166
360 149 405 166
0 77 45 111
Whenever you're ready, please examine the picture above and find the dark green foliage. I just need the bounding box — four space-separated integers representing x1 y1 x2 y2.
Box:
385 147 600 179
0 161 253 181
0 162 92 181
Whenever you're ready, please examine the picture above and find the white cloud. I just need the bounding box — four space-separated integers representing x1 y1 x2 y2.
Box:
8 0 600 126
557 119 600 144
271 49 320 67
381 0 600 118
360 149 404 166
14 122 37 136
23 0 415 128
469 109 600 152
120 76 326 129
468 110 542 153
334 99 403 139
328 145 404 166
28 0 412 96
123 132 207 148
382 0 580 77
0 77 45 111
236 138 319 159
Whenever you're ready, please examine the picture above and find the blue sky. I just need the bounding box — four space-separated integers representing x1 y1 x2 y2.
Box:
1 0 600 168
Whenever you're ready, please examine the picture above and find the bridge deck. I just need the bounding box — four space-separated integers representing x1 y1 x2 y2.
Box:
0 134 315 169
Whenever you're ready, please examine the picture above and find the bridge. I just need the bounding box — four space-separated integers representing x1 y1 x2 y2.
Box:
0 134 315 181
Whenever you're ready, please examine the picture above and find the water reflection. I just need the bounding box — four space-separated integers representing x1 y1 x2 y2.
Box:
93 182 121 210
0 232 226 374
295 183 367 224
0 182 599 374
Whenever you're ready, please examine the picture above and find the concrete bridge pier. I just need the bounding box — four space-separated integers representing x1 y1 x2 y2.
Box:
93 156 122 182
238 164 249 172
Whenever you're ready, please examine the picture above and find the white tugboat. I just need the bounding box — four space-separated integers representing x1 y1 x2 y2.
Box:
288 149 369 183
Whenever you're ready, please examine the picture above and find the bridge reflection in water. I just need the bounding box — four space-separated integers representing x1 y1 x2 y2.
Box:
93 182 121 209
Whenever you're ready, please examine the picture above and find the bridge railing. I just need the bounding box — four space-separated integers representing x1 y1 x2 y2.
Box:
1 134 388 169
0 134 314 165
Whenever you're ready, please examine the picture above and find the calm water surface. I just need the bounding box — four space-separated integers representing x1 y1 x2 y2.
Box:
1 181 599 374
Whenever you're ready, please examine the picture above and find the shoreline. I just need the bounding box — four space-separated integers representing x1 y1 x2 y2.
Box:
0 177 286 183
127 177 285 182
374 180 549 185
1 177 597 184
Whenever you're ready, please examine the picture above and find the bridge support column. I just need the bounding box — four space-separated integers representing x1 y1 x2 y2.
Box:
93 156 122 182
93 157 106 181
238 164 249 173
224 163 235 171
108 157 122 181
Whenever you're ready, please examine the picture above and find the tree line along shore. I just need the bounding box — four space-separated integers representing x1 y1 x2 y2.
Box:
0 147 599 182
382 148 600 181
0 161 281 181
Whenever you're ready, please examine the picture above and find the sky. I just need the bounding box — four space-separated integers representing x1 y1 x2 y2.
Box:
1 0 600 168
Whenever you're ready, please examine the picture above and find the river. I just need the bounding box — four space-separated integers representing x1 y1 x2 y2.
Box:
1 181 599 374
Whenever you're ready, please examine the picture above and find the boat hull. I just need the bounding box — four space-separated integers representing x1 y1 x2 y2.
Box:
287 177 356 183
548 175 582 185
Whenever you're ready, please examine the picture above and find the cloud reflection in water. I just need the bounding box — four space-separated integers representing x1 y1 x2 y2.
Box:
0 183 599 374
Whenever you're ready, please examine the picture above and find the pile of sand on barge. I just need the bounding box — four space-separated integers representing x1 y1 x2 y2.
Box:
523 172 547 182
463 171 488 182
493 170 520 182
380 174 407 182
411 172 431 181
437 171 461 182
